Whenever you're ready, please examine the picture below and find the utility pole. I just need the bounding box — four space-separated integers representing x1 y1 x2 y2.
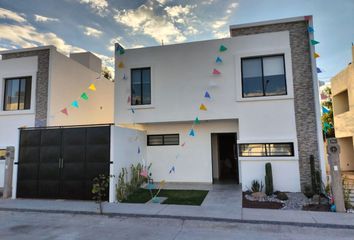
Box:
3 146 14 199
327 138 345 212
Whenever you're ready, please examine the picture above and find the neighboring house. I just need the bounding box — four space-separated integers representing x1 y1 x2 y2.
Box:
0 46 114 197
114 16 325 193
331 45 354 172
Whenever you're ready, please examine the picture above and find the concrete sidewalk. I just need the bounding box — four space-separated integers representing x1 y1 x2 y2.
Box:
1 198 354 229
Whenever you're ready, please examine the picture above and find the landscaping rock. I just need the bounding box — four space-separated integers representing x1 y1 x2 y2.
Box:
251 192 266 200
276 192 288 201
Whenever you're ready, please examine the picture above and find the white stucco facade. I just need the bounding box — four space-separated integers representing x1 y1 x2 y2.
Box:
115 31 301 192
0 46 114 195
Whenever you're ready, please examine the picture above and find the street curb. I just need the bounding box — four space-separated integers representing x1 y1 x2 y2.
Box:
0 207 353 230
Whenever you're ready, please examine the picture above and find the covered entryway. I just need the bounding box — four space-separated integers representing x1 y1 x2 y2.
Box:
17 125 111 200
211 133 239 184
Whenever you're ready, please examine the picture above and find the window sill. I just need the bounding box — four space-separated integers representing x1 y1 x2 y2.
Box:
239 156 299 161
236 94 293 102
0 110 35 116
130 105 155 110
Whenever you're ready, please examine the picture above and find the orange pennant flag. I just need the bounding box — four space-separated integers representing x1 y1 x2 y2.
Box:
89 83 96 91
314 52 320 58
199 104 207 111
118 61 124 68
60 108 68 116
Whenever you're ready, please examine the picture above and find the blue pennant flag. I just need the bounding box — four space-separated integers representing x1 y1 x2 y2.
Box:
204 91 211 99
71 100 79 108
216 57 222 63
189 129 195 137
308 26 314 33
322 106 330 114
317 67 322 73
130 107 135 114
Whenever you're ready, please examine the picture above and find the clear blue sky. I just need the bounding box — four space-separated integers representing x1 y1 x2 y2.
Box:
0 0 353 81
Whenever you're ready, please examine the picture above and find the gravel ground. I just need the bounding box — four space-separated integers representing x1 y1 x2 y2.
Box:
282 192 311 210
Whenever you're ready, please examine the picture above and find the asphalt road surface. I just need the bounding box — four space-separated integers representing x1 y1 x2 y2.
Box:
0 211 353 240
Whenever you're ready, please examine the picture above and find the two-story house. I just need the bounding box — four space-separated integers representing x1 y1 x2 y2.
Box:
0 46 114 198
114 16 325 193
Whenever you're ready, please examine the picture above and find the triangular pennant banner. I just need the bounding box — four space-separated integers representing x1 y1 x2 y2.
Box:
81 92 88 100
116 45 125 55
212 69 221 75
317 67 322 73
189 129 195 136
61 108 68 116
89 84 96 91
194 117 200 125
199 104 207 111
322 106 330 114
204 91 211 99
130 107 135 114
308 26 314 33
311 39 320 45
118 61 124 68
71 100 79 108
119 48 125 55
314 52 320 58
216 56 223 63
219 45 227 52
169 166 175 174
122 73 127 80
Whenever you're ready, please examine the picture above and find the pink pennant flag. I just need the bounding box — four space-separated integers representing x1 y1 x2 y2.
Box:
60 108 68 116
212 69 221 75
140 170 148 177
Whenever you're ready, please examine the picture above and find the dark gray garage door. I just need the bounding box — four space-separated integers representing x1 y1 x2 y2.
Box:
17 125 111 200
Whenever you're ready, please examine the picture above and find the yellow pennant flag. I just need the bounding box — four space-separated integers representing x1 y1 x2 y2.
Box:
118 61 124 68
314 52 320 58
199 104 207 111
89 83 96 91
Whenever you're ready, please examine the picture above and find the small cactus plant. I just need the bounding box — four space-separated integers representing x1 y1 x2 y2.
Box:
265 162 274 196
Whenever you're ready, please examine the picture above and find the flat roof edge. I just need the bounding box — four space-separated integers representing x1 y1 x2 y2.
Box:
229 16 312 30
0 45 56 55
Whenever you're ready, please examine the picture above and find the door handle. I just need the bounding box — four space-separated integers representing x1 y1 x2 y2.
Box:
61 158 64 169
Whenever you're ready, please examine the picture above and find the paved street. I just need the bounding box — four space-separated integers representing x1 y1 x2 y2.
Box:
0 211 353 240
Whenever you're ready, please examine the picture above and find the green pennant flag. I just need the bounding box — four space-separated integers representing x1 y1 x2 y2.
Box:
310 39 320 45
219 45 227 52
194 117 200 125
119 48 125 55
81 92 88 100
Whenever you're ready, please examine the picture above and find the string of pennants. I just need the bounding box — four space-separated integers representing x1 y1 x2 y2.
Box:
59 77 100 116
119 43 228 175
306 16 323 73
171 44 228 174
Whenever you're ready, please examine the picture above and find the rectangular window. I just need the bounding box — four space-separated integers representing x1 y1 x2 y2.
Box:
241 55 286 98
3 77 32 111
131 67 151 105
239 143 294 157
147 134 179 146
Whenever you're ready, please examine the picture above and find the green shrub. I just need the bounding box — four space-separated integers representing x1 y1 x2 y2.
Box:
276 192 288 201
92 174 111 214
115 163 150 202
304 185 314 198
250 180 264 193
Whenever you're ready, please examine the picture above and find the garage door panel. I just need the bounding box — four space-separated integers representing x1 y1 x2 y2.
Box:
20 147 40 163
38 181 60 199
17 180 37 198
87 127 110 145
17 126 110 200
86 145 110 163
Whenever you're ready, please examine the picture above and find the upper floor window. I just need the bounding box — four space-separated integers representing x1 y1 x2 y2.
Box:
241 55 287 98
3 77 32 111
131 67 151 105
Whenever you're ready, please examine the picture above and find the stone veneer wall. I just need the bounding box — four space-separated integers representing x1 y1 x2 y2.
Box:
231 21 320 191
2 49 50 127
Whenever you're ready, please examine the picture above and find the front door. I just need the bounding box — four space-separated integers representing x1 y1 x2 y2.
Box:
217 133 238 183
